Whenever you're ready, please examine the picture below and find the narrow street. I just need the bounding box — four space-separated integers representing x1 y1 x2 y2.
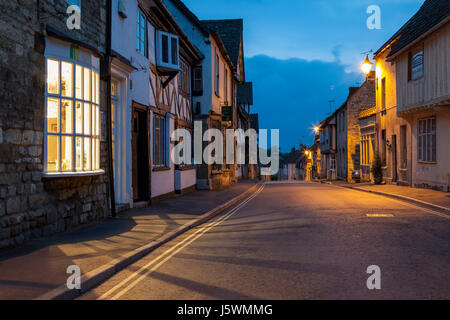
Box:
80 182 450 300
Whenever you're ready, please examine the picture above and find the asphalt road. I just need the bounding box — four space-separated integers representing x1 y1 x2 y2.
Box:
80 182 450 300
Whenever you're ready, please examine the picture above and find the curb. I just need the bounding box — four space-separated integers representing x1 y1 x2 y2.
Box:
36 182 264 300
318 180 450 215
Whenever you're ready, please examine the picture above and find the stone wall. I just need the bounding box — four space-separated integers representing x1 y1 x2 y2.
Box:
0 0 109 249
346 79 376 182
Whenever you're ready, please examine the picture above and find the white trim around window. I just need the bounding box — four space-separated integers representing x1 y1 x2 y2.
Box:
44 55 102 176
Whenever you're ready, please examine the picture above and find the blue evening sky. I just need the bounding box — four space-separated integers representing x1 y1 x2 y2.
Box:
183 0 425 152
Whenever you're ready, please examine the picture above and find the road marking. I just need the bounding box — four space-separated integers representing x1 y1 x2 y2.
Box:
366 214 395 218
331 184 450 220
97 184 265 300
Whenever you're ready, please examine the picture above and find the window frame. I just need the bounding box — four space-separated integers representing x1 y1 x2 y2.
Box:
136 9 148 58
418 117 436 163
153 114 168 168
44 55 101 176
192 66 203 96
156 30 179 70
215 52 220 97
408 46 424 81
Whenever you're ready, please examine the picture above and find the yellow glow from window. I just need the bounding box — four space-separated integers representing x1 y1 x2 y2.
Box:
47 59 59 94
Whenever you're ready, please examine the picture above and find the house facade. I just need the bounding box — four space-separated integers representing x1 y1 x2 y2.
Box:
164 0 251 190
110 0 203 209
0 0 109 248
319 115 337 180
375 0 449 191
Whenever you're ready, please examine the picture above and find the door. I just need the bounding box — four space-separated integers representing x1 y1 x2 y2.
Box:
132 109 149 202
392 135 398 182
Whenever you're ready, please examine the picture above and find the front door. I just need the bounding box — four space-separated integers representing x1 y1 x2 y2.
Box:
392 135 398 182
132 108 149 202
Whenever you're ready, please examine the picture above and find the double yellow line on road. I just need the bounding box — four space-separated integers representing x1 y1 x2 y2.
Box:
98 184 265 300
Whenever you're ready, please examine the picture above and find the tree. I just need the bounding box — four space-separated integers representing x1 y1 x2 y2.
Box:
371 152 383 185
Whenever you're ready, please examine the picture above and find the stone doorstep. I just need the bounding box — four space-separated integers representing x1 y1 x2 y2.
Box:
35 182 263 300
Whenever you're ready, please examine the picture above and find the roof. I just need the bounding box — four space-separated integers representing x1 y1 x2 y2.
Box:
237 82 253 105
285 150 304 164
166 0 210 36
200 19 243 67
376 0 450 58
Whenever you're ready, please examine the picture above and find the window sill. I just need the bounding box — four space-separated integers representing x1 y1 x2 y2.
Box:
153 166 171 172
42 170 105 179
417 161 437 165
176 165 196 172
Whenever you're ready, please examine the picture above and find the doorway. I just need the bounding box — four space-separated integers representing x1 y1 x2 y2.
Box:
392 135 398 182
132 107 149 202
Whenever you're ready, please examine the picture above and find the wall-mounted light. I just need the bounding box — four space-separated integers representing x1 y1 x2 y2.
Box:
361 55 374 75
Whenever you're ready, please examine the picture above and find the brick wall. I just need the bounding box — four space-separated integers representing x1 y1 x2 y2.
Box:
0 0 109 249
346 80 376 182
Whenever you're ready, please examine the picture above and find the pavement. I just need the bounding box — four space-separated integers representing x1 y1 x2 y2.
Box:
325 180 450 212
79 181 450 300
0 180 259 300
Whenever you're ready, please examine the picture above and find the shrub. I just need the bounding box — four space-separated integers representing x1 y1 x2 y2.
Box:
371 152 383 185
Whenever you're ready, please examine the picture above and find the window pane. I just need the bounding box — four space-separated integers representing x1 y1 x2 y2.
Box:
62 136 73 171
76 101 83 134
171 37 178 65
84 67 91 101
96 72 100 104
162 35 169 63
76 65 83 99
47 59 59 94
84 103 91 135
92 104 96 137
84 138 91 170
47 135 59 171
76 137 82 170
47 98 59 133
61 100 73 134
96 106 100 136
61 62 73 97
96 139 100 170
91 70 96 104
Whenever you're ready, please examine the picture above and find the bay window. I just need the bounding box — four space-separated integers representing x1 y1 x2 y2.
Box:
45 56 101 174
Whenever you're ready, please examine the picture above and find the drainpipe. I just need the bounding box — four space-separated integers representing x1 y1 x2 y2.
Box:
105 0 116 217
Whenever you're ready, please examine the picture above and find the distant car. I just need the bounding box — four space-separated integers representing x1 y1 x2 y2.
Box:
352 169 361 183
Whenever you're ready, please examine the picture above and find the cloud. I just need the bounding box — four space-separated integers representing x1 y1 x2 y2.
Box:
245 54 363 153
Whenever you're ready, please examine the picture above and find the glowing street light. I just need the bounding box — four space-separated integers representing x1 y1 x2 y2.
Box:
314 126 320 134
361 55 374 75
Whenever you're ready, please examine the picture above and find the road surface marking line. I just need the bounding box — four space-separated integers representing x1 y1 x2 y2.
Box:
366 214 395 218
97 185 265 300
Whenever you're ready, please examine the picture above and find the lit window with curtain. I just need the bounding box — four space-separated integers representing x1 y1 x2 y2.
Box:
45 55 101 174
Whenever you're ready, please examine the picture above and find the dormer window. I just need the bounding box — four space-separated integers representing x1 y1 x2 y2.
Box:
156 30 179 72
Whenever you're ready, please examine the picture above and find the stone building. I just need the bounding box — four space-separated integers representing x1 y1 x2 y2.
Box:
0 0 110 248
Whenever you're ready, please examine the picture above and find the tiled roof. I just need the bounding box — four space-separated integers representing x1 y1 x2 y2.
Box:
376 0 450 58
200 19 243 67
237 82 253 105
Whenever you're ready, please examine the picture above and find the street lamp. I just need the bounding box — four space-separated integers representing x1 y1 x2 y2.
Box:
314 126 320 134
361 55 374 75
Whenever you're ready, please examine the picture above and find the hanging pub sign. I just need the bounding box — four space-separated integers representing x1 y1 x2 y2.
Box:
222 106 233 122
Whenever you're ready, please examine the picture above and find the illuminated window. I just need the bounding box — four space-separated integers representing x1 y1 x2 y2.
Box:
45 57 101 173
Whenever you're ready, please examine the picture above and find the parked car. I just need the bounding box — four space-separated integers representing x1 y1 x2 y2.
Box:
352 169 361 183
